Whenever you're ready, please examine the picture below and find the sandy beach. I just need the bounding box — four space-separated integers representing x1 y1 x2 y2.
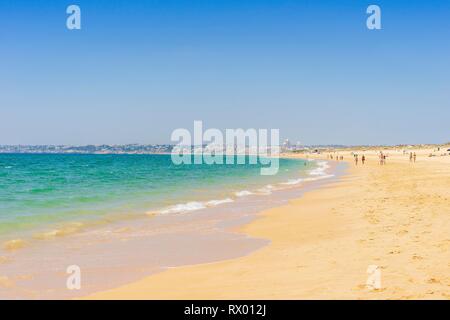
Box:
87 147 450 300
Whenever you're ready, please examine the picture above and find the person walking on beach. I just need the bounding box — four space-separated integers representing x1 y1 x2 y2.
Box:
413 152 417 163
362 155 366 165
410 152 413 162
355 154 359 166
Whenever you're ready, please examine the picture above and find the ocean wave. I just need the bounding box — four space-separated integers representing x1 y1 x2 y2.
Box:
309 161 330 176
281 178 303 185
159 201 206 214
206 198 234 206
235 190 253 197
257 184 274 194
157 197 234 215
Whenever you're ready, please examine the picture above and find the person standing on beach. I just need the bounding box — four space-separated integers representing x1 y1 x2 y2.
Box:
355 154 359 166
410 152 413 162
362 155 366 165
413 152 417 163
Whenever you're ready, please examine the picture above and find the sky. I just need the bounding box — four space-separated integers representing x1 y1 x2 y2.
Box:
0 0 449 146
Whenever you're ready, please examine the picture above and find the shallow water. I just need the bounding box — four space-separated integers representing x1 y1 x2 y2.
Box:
0 154 311 238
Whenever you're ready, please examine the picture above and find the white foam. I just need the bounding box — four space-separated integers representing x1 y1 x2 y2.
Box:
206 198 234 206
235 190 253 197
309 161 330 176
257 184 274 194
157 197 235 215
159 201 206 215
281 178 303 185
154 160 334 216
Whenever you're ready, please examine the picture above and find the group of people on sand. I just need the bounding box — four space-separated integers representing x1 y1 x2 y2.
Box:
353 154 366 165
378 152 387 165
327 150 421 165
328 154 344 161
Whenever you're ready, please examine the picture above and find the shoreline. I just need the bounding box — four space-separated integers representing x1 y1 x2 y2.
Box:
87 148 450 299
0 157 341 299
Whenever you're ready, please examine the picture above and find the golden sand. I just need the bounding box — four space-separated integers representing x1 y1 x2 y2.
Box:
87 147 450 300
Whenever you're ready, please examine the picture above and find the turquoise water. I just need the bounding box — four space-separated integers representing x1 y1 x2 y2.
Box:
0 154 313 237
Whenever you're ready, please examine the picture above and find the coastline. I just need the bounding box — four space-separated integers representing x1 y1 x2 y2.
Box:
0 157 341 299
87 148 450 299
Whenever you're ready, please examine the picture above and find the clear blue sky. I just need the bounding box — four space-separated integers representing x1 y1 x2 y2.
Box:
1 0 449 145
